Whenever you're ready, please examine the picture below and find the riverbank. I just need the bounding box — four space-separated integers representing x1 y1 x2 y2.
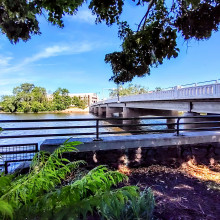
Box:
59 107 89 113
0 107 89 114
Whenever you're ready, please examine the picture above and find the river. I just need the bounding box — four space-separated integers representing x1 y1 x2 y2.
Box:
0 112 169 146
0 112 99 146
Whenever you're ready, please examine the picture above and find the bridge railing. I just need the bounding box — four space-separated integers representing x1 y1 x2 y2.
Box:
95 79 220 104
1 115 220 173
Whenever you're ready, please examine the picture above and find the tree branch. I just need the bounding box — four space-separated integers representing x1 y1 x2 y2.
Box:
137 0 155 31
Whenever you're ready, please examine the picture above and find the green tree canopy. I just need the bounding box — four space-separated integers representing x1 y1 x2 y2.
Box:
0 83 73 113
109 84 148 97
0 0 219 82
53 87 72 110
72 96 87 109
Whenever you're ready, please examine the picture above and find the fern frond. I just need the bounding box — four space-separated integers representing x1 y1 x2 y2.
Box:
27 167 130 219
0 174 14 197
0 141 155 220
1 141 84 208
0 200 13 220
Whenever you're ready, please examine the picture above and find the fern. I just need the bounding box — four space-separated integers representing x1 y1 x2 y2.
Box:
17 166 135 220
0 200 13 220
19 166 154 220
1 141 84 208
0 174 14 197
0 141 155 220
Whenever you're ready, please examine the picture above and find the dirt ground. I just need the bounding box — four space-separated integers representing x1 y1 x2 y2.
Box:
125 165 220 220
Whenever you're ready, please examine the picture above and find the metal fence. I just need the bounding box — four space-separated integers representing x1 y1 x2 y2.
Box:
0 143 38 174
0 115 220 173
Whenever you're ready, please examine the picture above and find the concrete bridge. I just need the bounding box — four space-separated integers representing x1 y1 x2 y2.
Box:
90 80 220 128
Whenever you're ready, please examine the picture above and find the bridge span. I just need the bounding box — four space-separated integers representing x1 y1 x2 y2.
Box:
90 80 220 128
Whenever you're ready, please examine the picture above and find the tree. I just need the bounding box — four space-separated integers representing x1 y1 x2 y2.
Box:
13 83 35 95
0 95 18 112
31 87 47 103
13 83 35 103
109 83 148 97
1 83 72 113
155 87 162 91
72 96 87 109
0 0 219 82
53 88 72 110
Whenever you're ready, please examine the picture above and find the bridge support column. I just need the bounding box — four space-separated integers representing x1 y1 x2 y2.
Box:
122 107 140 125
166 118 176 130
94 107 98 114
89 107 94 113
183 112 220 131
106 107 120 118
98 107 105 117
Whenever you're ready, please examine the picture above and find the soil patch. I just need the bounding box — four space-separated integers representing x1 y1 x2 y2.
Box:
124 165 220 220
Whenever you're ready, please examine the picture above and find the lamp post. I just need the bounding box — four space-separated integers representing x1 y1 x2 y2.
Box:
117 83 120 103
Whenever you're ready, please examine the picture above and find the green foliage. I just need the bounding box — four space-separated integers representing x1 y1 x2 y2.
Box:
1 0 219 82
72 96 88 109
0 95 18 113
0 200 13 219
0 174 15 219
109 83 148 97
53 87 72 111
0 0 84 43
1 83 73 113
0 141 84 216
104 0 220 82
0 141 155 220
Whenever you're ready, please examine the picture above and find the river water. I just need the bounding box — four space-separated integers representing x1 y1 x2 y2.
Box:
0 112 100 146
0 112 169 146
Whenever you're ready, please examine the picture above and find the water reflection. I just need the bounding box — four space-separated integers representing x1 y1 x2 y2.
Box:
104 116 169 134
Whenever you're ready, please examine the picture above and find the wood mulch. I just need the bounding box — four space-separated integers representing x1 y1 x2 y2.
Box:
124 165 220 220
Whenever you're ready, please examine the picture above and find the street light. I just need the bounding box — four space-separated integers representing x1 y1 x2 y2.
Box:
117 83 120 103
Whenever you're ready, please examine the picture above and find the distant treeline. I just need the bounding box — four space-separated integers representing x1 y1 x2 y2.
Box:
0 83 87 113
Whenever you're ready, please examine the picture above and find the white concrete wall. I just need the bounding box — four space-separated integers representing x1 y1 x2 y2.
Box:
96 82 220 104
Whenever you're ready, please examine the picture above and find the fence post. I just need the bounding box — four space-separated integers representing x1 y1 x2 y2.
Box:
4 161 8 174
93 119 102 141
35 143 38 153
176 117 181 136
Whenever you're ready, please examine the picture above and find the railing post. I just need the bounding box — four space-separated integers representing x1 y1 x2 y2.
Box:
4 161 8 174
176 117 181 136
35 143 38 153
93 119 102 141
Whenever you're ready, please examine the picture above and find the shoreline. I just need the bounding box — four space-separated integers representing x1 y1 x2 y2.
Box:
0 107 90 114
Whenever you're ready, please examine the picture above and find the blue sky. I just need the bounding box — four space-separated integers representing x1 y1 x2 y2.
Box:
0 2 219 99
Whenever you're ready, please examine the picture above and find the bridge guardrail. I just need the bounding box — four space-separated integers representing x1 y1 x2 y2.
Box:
96 79 220 104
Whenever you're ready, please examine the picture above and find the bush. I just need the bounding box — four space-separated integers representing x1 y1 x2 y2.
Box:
0 141 154 220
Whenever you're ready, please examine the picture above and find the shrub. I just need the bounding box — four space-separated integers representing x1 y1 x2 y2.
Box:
0 141 154 219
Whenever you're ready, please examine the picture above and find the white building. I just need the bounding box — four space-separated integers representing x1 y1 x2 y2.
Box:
47 93 98 106
69 93 98 106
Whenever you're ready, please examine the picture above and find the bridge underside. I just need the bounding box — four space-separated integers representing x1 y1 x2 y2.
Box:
90 100 220 116
90 100 220 130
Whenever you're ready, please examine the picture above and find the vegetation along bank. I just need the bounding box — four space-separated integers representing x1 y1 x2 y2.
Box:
0 83 88 113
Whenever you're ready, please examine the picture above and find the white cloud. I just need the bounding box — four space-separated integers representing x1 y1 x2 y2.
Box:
68 10 95 24
0 77 33 86
0 42 93 75
0 55 13 67
22 42 92 65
